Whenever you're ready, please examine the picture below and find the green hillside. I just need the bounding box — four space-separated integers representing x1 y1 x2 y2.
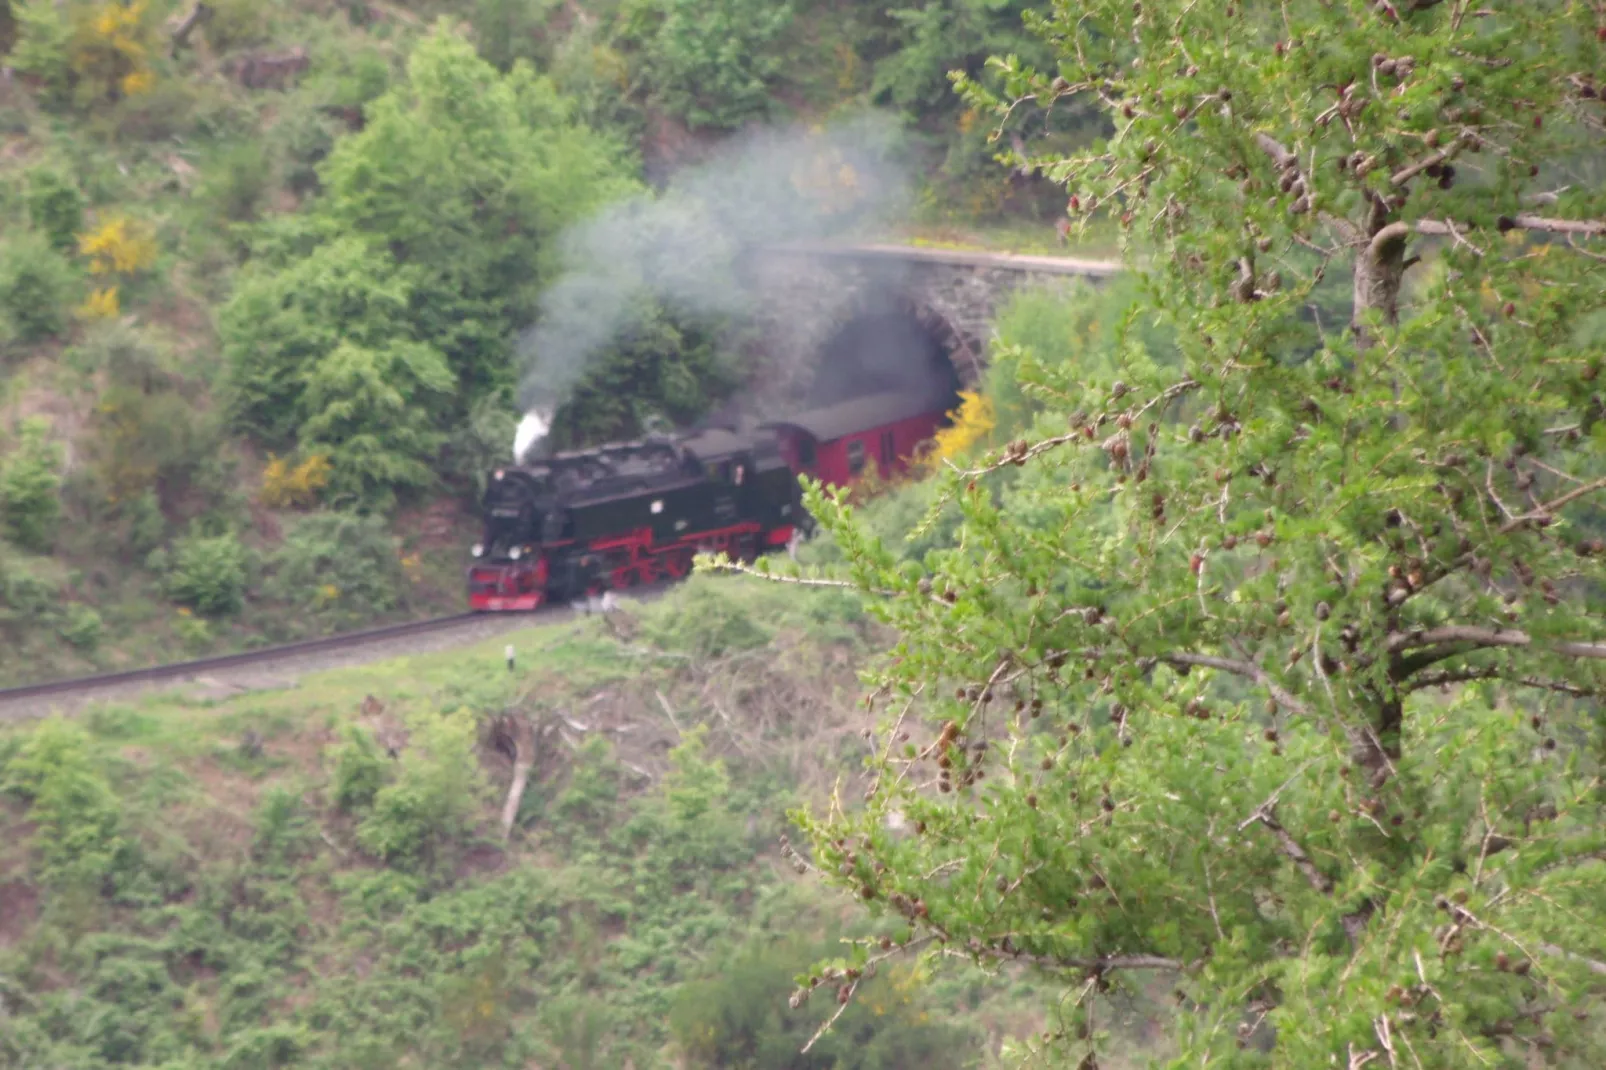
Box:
0 576 1111 1068
0 0 1091 685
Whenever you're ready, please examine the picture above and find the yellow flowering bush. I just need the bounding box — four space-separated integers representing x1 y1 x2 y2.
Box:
77 286 121 321
79 215 158 278
65 0 160 104
260 453 332 509
921 390 995 472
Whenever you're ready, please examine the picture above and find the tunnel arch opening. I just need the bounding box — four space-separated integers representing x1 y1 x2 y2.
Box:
805 293 968 422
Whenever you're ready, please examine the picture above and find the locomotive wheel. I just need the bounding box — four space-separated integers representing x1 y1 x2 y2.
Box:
662 549 693 579
610 566 634 589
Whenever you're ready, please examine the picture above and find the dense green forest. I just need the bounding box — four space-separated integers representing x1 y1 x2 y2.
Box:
0 0 1087 683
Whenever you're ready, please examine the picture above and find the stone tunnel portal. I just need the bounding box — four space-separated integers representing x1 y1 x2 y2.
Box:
807 299 964 422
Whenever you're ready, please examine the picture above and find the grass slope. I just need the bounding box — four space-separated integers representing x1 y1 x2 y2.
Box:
0 575 1064 1069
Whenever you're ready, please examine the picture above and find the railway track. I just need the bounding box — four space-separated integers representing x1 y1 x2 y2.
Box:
0 610 541 716
0 582 677 719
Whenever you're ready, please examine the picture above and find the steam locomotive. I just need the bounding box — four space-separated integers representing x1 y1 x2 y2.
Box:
466 389 953 610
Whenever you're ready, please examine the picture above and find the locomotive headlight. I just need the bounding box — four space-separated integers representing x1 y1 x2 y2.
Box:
471 543 484 558
509 546 522 560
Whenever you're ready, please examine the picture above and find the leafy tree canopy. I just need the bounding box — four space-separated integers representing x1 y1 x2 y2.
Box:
774 2 1606 1066
219 23 635 503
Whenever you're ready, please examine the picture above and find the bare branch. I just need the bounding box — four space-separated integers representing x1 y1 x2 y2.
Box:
1244 806 1334 894
1254 132 1297 171
1390 147 1457 187
1402 666 1602 697
1537 942 1606 978
168 1 211 54
1164 653 1310 716
1499 476 1606 533
970 944 1184 973
800 935 939 1052
1502 214 1606 239
946 377 1199 478
700 556 914 601
1254 133 1358 240
1387 626 1606 661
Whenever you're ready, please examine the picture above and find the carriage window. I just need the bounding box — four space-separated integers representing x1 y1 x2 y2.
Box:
846 439 867 474
880 431 896 465
797 438 816 466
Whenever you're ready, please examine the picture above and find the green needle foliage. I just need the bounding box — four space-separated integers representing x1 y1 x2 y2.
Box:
787 2 1606 1065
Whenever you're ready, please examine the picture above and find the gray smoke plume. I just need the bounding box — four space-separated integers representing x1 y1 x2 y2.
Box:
514 111 911 460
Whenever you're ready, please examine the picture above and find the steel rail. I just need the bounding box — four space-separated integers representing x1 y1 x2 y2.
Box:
0 611 506 705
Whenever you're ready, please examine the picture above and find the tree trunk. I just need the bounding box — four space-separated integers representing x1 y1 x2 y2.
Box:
1351 197 1407 342
170 2 212 54
499 716 538 842
1348 192 1414 766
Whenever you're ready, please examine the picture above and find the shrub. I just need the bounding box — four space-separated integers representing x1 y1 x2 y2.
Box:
201 140 275 223
25 167 87 252
471 0 563 71
639 575 771 659
356 709 485 865
219 238 417 444
1 718 128 889
120 487 167 556
253 786 313 866
0 552 59 622
0 229 80 343
0 418 64 552
670 933 976 1069
78 328 235 517
263 510 405 627
156 527 249 616
329 724 389 812
205 0 277 52
626 0 794 130
58 603 104 651
8 0 74 105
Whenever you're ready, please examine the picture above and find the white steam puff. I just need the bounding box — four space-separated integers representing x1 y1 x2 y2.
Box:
513 111 910 457
513 409 551 464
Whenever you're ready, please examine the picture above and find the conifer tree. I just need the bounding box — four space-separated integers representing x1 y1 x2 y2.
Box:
780 2 1606 1064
